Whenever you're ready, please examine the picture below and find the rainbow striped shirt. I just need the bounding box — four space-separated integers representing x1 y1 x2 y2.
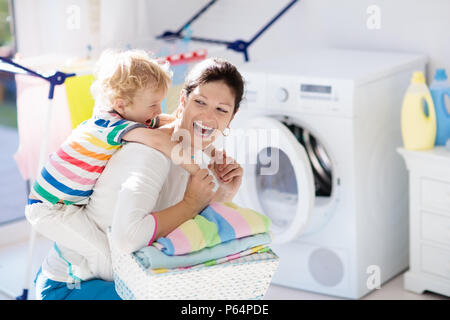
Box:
31 111 145 205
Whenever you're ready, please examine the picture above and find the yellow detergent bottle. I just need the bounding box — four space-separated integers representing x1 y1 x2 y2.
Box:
401 71 437 150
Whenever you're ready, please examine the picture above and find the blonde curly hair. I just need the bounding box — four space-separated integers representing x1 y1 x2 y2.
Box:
90 49 172 114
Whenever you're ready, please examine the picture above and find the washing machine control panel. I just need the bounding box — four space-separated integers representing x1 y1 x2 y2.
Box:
299 83 333 99
241 71 354 118
268 75 354 117
275 87 289 102
240 71 267 110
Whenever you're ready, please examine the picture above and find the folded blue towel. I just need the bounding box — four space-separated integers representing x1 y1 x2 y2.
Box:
133 232 272 270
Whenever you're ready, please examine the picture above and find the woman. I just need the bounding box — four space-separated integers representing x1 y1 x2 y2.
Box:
29 58 245 300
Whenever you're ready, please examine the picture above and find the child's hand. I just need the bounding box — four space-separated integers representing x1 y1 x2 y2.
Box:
156 114 177 127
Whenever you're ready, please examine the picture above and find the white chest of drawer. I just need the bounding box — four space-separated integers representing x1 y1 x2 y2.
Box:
398 147 450 297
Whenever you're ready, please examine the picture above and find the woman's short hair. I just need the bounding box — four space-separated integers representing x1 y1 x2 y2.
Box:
183 58 244 114
91 49 172 113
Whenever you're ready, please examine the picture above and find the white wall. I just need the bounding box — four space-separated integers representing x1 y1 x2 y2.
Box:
13 0 156 58
13 0 450 81
14 0 91 58
146 0 450 81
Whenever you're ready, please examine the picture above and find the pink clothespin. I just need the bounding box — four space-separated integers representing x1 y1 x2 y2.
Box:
165 49 207 66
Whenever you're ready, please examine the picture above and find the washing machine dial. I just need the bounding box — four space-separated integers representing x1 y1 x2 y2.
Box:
275 87 289 102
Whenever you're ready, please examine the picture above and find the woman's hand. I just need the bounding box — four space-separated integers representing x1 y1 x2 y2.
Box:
208 150 243 201
182 169 216 214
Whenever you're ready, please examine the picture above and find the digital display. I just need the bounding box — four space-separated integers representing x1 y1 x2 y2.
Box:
300 84 332 94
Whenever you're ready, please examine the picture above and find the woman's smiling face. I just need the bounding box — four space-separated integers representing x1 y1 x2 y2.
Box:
178 80 236 150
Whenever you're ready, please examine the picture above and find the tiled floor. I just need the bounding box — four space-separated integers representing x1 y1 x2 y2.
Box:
0 234 447 300
0 235 52 300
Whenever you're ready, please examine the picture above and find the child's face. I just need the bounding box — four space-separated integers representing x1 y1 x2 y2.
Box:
118 85 167 124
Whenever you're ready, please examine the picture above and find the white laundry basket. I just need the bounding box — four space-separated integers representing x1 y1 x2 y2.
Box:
107 231 279 300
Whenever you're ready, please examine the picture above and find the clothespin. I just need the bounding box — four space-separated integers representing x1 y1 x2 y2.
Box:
165 49 208 66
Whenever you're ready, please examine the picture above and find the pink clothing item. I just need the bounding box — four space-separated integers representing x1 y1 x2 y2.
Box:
14 74 72 182
164 227 191 254
47 156 97 186
154 202 271 256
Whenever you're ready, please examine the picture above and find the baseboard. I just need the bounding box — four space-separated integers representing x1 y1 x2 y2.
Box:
404 271 450 297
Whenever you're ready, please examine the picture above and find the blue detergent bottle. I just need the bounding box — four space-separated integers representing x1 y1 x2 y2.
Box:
430 69 450 145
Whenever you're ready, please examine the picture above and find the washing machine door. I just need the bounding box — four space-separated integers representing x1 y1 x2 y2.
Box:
236 116 315 244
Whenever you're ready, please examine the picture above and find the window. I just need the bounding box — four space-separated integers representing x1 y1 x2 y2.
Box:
0 0 26 226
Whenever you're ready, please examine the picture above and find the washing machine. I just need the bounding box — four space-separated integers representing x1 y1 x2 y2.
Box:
221 49 427 299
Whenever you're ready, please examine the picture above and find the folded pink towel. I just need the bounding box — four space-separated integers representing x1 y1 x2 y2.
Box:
154 202 271 255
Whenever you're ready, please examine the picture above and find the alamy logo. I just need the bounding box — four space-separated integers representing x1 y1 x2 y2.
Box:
66 5 81 30
170 126 281 175
366 5 381 30
366 265 381 290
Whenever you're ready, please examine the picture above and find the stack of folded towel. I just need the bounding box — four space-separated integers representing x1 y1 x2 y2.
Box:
133 202 273 273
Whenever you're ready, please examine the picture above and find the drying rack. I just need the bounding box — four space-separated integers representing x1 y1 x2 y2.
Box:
0 57 75 300
157 0 299 62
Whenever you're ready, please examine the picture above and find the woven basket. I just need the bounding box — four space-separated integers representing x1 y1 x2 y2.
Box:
107 231 279 300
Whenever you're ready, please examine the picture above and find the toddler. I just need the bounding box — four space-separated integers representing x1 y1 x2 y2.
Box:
29 49 198 206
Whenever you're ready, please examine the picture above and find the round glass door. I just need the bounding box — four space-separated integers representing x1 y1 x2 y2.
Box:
255 148 299 230
284 123 333 197
236 117 315 244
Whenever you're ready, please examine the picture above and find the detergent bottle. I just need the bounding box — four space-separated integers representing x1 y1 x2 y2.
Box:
430 68 450 146
401 71 436 150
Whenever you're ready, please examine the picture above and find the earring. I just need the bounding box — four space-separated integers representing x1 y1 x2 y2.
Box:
222 127 230 136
